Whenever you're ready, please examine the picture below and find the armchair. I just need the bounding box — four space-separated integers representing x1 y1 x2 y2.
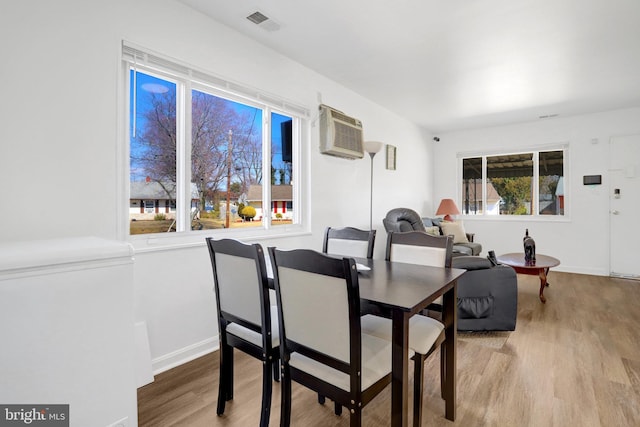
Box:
382 208 482 256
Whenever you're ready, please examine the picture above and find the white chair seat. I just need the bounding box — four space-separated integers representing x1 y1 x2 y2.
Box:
289 333 391 391
361 314 444 355
226 305 280 347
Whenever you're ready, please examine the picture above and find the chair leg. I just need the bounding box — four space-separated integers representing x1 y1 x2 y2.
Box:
440 346 446 400
216 366 227 415
349 407 362 427
413 353 426 427
317 394 325 405
334 402 342 416
273 358 280 382
226 345 234 401
280 364 292 427
259 360 273 427
217 343 233 415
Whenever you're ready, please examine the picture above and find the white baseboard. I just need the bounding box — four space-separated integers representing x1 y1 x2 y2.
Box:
151 336 220 376
553 265 608 277
135 321 154 387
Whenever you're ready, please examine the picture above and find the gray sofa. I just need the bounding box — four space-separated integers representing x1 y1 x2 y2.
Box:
421 216 482 256
452 256 518 331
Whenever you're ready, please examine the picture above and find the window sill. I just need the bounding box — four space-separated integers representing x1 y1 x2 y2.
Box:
459 215 571 223
128 224 311 254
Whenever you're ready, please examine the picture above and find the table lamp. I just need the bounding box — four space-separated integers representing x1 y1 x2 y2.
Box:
436 198 460 221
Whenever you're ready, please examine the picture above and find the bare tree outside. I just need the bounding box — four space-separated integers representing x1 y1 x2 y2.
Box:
190 90 262 212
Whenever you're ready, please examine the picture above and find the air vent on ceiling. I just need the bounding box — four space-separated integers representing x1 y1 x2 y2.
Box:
246 11 281 32
247 11 269 25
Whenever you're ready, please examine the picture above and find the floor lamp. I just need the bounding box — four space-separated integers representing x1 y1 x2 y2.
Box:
364 141 384 230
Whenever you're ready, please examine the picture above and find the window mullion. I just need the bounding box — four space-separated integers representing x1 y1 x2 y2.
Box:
291 117 301 224
532 152 539 216
185 79 194 231
176 80 189 232
482 156 487 217
263 110 272 229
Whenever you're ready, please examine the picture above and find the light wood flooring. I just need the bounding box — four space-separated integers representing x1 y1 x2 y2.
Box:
138 272 640 426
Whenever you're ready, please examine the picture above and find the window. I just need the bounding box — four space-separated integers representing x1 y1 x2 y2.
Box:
461 148 565 217
123 44 307 236
143 200 155 214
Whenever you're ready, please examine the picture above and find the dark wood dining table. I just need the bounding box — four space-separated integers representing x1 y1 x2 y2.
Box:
355 258 466 426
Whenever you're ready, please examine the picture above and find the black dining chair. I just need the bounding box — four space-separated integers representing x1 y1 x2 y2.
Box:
206 238 279 427
269 247 392 427
361 230 452 427
322 226 376 259
321 226 377 414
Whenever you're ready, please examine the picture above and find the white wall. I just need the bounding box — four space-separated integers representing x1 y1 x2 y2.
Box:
0 0 433 378
433 108 640 276
0 238 136 427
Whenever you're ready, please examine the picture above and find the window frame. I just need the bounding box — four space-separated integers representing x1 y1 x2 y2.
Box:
457 144 569 220
118 42 311 248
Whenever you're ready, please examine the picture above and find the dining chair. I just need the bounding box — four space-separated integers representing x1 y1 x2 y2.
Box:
321 226 377 414
385 230 453 268
322 226 376 259
269 247 392 427
206 238 280 427
361 230 452 427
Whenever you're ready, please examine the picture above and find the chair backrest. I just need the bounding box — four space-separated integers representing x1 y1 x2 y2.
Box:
269 247 361 370
322 226 376 259
206 238 272 347
382 208 427 233
386 231 453 268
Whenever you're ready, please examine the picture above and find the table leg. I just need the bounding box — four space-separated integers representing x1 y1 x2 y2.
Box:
442 283 457 421
538 268 550 303
391 309 410 427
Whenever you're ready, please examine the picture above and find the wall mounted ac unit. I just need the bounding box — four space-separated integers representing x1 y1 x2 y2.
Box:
319 104 364 159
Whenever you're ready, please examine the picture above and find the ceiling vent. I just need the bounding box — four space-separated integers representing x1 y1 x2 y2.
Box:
246 11 281 32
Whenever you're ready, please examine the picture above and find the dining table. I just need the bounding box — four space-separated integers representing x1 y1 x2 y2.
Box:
354 257 466 426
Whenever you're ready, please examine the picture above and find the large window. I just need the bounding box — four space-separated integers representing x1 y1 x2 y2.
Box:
461 148 565 217
123 44 306 235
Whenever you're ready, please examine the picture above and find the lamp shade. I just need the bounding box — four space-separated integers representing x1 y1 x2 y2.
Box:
436 198 460 221
364 140 384 154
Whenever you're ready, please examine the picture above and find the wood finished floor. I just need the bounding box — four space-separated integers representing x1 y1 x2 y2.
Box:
138 272 640 426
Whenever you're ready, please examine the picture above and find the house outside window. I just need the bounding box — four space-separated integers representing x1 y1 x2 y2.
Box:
122 43 307 236
460 148 566 217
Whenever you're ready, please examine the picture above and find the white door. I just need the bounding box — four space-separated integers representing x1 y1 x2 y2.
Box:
609 134 640 279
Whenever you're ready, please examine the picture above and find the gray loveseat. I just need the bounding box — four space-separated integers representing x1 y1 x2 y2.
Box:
421 216 482 256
